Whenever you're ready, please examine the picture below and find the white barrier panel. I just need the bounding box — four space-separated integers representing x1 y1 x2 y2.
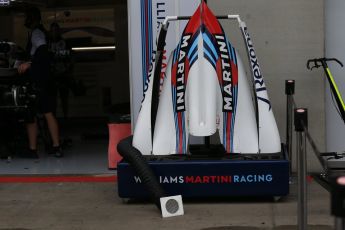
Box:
128 0 199 129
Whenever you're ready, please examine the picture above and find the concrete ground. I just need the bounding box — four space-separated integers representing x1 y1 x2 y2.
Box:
0 177 335 230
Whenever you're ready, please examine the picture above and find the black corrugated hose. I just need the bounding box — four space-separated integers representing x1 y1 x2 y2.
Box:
117 136 165 209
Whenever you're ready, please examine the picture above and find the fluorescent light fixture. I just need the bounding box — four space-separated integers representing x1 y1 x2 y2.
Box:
71 46 116 51
0 0 10 6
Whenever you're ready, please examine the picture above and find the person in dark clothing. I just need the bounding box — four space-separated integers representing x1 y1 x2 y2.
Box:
18 6 62 158
49 22 74 119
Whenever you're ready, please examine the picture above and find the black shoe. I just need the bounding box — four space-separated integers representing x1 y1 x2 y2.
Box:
25 148 39 159
53 146 63 158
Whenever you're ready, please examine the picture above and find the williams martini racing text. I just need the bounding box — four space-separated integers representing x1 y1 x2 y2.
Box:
134 174 273 184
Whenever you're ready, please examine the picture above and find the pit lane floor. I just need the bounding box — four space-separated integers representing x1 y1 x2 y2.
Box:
0 177 334 230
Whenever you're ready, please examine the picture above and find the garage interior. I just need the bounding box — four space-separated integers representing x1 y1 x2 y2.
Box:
0 0 129 174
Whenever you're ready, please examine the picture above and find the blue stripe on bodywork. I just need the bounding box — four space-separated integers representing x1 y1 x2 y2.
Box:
231 47 236 65
140 0 145 89
188 47 198 63
190 50 198 66
182 112 186 153
230 86 238 152
203 32 218 59
174 43 181 63
188 37 199 59
204 42 217 62
232 47 237 65
204 49 216 67
223 113 227 148
140 0 153 91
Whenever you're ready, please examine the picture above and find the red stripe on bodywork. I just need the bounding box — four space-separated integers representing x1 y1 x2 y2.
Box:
178 113 184 153
185 5 201 34
0 175 117 183
216 59 222 84
231 61 238 85
145 2 150 72
226 114 231 153
202 2 223 34
184 59 190 83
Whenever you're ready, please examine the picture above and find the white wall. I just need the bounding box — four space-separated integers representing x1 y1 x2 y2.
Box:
325 0 345 153
209 0 324 172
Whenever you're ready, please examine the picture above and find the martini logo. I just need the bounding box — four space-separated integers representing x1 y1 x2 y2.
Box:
242 26 271 109
215 34 233 112
176 34 191 112
133 174 273 184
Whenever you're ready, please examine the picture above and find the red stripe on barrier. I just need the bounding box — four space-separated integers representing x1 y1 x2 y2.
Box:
0 175 117 183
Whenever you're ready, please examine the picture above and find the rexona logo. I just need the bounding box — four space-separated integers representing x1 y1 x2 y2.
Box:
133 174 273 184
241 25 272 110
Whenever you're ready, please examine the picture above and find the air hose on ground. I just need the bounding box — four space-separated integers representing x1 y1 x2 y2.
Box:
117 135 165 209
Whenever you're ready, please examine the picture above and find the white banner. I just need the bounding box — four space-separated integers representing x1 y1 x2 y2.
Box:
128 0 200 128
